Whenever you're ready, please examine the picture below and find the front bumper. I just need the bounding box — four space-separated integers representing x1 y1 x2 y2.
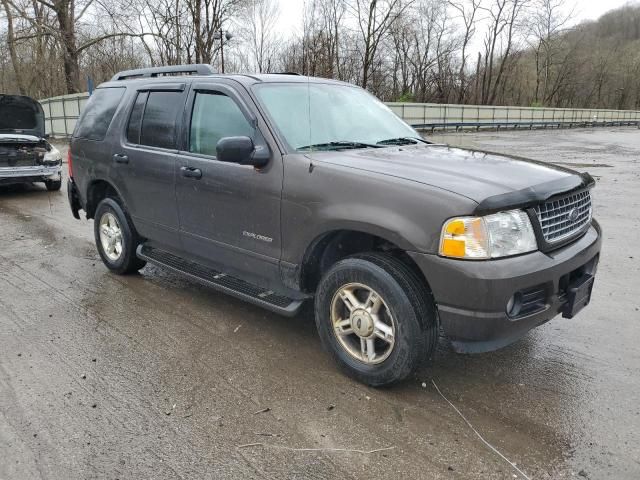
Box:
0 164 61 185
409 220 602 353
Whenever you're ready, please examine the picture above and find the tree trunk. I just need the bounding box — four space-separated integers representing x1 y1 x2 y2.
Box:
54 0 81 94
474 52 481 103
361 0 377 89
2 0 26 94
193 0 202 63
62 45 81 93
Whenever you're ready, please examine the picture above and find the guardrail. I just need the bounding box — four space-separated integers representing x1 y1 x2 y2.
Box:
39 92 640 138
386 103 640 131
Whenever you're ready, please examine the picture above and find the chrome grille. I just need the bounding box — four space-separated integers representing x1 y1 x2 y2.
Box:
535 190 592 243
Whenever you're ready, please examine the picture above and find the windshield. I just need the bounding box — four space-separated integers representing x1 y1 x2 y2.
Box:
254 83 420 151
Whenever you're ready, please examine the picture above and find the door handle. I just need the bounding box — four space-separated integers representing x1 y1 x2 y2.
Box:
180 166 202 179
113 153 129 164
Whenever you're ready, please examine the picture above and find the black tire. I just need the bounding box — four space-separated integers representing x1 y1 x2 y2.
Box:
45 179 62 191
94 197 146 274
314 252 438 386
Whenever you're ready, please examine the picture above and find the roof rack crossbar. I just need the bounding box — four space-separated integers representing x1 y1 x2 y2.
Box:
111 64 217 81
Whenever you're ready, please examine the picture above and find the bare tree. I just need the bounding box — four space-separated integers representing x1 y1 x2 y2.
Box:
527 0 573 105
0 0 639 110
186 0 244 64
448 0 482 102
136 0 192 65
1 0 25 93
3 0 160 93
240 0 281 73
479 0 528 104
351 0 409 89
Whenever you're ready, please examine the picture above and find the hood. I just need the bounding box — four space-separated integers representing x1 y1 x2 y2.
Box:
0 95 45 138
312 144 591 212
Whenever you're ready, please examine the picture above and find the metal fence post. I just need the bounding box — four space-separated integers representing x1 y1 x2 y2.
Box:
61 97 68 137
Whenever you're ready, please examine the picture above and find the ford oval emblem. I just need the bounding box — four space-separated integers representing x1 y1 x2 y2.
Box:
568 208 579 222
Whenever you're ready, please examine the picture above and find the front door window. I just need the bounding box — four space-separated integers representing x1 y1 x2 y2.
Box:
189 92 254 157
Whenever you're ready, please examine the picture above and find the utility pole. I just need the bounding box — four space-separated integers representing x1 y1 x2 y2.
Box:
219 29 225 73
214 29 233 74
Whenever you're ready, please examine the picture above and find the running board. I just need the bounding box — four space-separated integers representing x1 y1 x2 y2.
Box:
137 245 306 317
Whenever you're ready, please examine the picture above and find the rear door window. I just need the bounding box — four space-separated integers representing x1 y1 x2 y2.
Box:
139 91 183 149
74 87 125 141
189 92 254 157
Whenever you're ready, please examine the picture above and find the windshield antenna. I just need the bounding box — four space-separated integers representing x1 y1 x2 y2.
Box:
304 0 312 154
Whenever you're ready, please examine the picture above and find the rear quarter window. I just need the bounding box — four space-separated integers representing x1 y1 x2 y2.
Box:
73 87 125 141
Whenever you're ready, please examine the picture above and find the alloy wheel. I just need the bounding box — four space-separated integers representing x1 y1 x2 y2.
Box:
330 283 396 364
98 212 124 261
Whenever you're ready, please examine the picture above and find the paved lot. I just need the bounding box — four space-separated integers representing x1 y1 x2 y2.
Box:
1 128 639 479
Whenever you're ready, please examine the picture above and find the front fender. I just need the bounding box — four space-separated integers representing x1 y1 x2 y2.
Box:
281 154 478 265
306 210 423 253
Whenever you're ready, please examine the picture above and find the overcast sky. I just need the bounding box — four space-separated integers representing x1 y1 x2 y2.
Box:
273 0 639 39
573 0 638 21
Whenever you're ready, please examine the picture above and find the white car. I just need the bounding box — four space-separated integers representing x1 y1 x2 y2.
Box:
0 94 62 191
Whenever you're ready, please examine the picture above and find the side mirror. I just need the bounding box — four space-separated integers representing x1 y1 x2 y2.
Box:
216 136 269 168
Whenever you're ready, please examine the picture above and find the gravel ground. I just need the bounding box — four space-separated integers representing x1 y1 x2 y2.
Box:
1 127 639 479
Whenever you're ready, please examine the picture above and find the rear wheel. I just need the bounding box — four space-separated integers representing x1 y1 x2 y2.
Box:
314 252 438 386
94 197 146 274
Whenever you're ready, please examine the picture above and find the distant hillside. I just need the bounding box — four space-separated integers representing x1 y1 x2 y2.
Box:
507 3 640 109
591 3 640 42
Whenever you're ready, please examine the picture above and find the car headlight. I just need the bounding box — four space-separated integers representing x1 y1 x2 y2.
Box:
439 209 537 259
43 146 62 163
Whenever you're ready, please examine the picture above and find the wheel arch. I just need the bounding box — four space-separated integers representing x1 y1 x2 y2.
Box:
298 229 432 295
85 178 125 219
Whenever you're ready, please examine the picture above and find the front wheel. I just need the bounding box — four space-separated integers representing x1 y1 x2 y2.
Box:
314 253 438 386
94 197 146 274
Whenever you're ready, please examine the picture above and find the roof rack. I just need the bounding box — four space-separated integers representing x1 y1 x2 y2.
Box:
111 64 217 81
274 72 301 76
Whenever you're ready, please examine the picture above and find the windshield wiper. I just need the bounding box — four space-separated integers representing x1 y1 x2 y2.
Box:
297 141 382 151
376 136 429 146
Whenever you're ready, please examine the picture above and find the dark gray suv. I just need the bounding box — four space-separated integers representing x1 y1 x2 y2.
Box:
67 64 601 386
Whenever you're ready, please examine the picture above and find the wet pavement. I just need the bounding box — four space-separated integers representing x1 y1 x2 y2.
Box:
1 128 639 479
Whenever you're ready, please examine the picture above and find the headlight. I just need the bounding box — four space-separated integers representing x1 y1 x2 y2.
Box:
43 146 62 163
439 209 537 259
